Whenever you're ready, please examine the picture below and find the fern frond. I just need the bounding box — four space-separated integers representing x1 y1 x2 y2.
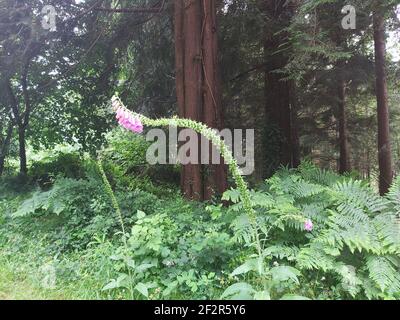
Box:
296 243 336 271
366 256 400 294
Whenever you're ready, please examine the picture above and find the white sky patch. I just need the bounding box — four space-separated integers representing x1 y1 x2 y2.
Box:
387 32 399 62
387 5 400 62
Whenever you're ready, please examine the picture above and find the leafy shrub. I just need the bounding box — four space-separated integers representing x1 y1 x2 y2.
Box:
10 177 117 251
101 129 180 196
29 145 85 189
102 204 236 299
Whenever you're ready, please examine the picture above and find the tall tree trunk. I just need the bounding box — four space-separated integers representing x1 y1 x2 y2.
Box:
263 0 296 171
174 0 203 200
174 0 227 201
338 76 351 174
264 49 292 166
373 6 393 195
201 0 228 199
0 122 13 176
289 80 301 168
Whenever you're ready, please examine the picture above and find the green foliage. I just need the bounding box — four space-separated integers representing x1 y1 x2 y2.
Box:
100 128 179 196
101 203 236 299
29 146 85 188
1 156 400 300
224 162 400 300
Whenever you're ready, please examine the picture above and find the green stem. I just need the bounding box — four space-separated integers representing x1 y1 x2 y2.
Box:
96 158 134 299
112 96 265 285
97 159 127 245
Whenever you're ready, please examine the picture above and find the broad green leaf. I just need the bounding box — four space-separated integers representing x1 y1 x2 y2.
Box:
221 282 255 300
230 259 258 277
102 280 119 291
135 282 149 298
270 266 300 285
135 263 156 273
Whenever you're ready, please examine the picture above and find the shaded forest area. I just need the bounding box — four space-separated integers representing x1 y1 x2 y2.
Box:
0 0 400 301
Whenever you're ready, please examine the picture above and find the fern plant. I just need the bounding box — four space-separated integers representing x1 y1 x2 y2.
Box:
223 163 400 299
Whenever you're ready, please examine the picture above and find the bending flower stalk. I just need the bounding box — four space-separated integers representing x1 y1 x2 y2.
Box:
111 95 256 224
109 95 314 281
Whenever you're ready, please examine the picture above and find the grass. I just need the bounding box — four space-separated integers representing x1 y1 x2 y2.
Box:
0 255 66 300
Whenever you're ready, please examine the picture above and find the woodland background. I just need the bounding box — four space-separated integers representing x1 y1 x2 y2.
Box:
0 0 400 300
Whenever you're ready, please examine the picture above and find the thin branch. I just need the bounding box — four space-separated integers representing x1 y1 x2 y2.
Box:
86 6 163 13
229 63 267 82
69 0 165 14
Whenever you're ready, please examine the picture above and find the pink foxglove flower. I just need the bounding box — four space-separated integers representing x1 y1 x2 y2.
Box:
304 219 313 232
115 106 143 134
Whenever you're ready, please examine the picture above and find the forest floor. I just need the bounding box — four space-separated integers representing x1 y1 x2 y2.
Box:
0 253 77 300
0 259 57 300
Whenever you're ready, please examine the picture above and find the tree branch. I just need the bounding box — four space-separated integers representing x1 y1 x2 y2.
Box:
5 80 22 126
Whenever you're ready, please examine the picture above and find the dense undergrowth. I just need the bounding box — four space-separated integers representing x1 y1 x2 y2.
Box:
0 129 399 300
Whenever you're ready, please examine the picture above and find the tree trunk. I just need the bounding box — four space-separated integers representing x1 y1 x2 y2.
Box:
201 0 228 199
338 76 351 174
0 122 13 176
263 0 296 170
264 51 292 166
373 7 393 195
174 0 227 201
289 80 301 168
18 126 27 175
174 0 203 200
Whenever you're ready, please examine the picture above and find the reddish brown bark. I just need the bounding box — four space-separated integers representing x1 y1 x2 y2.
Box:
373 7 393 195
338 76 351 174
201 0 227 199
174 0 227 201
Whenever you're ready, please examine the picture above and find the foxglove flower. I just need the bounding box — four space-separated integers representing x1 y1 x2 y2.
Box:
112 97 143 133
304 219 313 232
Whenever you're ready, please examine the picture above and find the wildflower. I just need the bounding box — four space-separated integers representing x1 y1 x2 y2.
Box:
111 96 122 111
114 106 143 133
304 219 313 232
